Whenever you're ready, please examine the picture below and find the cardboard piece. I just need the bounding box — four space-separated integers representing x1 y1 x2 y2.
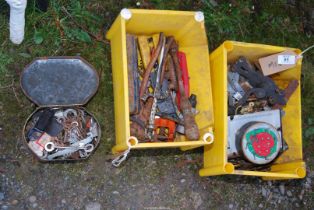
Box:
258 50 297 76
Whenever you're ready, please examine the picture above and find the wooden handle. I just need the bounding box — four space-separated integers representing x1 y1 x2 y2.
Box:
170 42 200 140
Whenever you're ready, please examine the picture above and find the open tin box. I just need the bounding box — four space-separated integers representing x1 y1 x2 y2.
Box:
21 57 101 162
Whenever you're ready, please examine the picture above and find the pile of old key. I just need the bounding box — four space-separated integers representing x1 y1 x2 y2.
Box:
127 32 199 142
25 108 99 161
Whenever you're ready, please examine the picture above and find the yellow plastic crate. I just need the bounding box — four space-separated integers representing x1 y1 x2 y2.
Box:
199 41 306 180
106 9 214 153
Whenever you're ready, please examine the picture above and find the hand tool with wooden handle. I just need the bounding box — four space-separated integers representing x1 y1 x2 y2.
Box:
165 55 178 91
170 42 200 140
160 37 175 84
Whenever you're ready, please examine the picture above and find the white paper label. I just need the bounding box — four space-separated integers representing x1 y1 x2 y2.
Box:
278 55 296 65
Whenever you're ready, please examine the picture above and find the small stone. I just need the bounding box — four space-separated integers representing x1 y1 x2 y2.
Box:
11 200 18 205
279 184 285 195
180 179 186 183
287 0 296 6
299 189 304 200
229 204 233 209
287 191 292 197
258 204 263 208
295 203 300 208
262 187 267 197
61 199 66 204
0 192 4 201
32 203 38 208
29 196 36 203
209 0 218 7
1 205 8 210
186 155 192 161
267 181 272 186
191 192 202 209
85 202 101 210
306 177 312 185
112 191 119 195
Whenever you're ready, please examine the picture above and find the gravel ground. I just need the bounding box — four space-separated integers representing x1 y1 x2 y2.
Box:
0 139 313 209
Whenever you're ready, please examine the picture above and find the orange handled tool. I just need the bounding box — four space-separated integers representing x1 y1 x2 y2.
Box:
154 118 176 141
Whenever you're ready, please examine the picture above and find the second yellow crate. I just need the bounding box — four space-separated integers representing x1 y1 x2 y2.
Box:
199 41 306 180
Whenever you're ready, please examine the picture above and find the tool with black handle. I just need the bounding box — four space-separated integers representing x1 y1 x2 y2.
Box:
231 57 286 106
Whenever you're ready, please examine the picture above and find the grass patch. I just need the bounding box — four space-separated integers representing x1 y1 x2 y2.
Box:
0 0 313 162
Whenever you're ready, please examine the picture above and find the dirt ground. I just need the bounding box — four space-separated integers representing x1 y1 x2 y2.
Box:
0 0 314 209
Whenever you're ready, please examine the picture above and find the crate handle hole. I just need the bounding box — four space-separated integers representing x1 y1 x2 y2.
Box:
127 136 138 147
121 8 132 20
296 167 306 178
203 132 214 144
194 11 204 22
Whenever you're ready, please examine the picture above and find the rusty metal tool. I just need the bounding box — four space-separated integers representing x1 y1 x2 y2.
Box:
231 57 286 106
272 79 299 109
146 37 166 139
130 97 154 141
170 42 200 140
139 33 165 100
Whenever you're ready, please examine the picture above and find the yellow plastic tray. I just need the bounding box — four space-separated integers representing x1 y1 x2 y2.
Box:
199 41 306 180
106 9 214 153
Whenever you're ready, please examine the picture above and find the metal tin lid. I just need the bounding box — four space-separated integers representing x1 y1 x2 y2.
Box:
20 57 99 106
240 122 282 165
